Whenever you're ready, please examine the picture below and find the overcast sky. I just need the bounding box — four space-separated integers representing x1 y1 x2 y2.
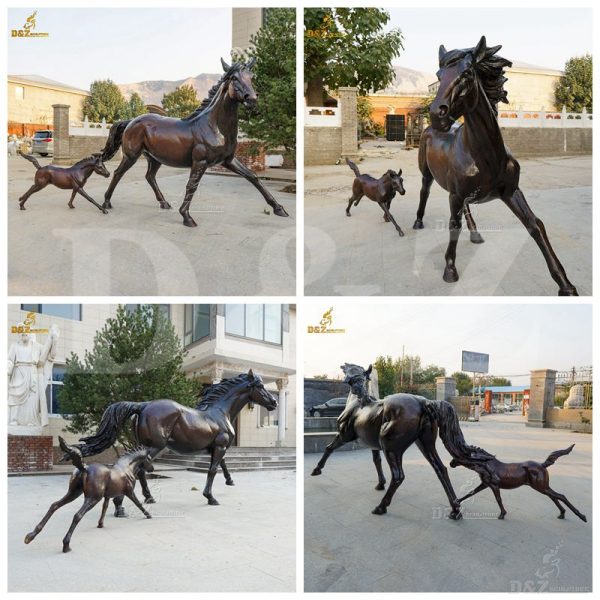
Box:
386 8 592 74
304 303 592 385
8 8 232 89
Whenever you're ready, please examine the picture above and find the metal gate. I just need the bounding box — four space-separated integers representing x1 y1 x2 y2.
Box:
385 114 405 141
555 366 593 408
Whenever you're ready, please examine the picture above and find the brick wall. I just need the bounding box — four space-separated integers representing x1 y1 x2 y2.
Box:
501 127 592 158
8 121 52 137
210 140 266 173
8 435 53 472
304 126 342 165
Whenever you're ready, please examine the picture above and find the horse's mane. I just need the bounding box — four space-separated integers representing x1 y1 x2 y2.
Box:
181 62 245 122
196 372 250 409
115 446 150 468
71 155 98 168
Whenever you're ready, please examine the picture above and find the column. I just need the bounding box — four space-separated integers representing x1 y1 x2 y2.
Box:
208 365 224 384
276 378 288 446
52 104 70 165
339 86 358 158
435 376 456 402
527 369 556 427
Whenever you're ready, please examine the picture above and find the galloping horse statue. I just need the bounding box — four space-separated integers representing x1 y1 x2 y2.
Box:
414 36 578 295
100 58 289 227
65 370 277 515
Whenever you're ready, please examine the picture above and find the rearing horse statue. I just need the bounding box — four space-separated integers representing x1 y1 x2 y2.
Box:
414 36 577 295
100 58 289 227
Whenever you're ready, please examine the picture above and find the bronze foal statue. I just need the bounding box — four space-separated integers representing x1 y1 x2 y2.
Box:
345 159 406 236
18 151 109 212
451 444 587 522
414 36 577 295
100 58 289 227
25 438 152 553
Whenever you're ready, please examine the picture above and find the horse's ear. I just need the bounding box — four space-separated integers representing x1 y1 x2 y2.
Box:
397 168 403 176
248 368 255 380
221 57 231 72
365 364 373 378
438 44 447 65
247 56 257 71
473 36 487 63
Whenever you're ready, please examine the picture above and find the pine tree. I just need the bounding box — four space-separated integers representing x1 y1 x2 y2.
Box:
83 79 128 122
161 84 199 118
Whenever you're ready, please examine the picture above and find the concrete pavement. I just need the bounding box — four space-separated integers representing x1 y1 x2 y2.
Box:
304 415 591 592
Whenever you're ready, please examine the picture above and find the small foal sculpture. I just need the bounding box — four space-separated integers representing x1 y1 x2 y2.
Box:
24 437 153 553
345 159 406 236
451 443 587 521
18 152 110 213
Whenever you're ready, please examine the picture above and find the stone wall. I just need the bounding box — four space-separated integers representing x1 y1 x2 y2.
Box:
8 435 53 472
304 126 343 166
304 378 348 414
68 135 111 161
546 407 592 433
502 127 592 158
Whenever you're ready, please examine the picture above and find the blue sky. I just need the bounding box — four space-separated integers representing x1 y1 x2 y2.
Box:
304 304 592 385
386 8 593 73
8 8 232 89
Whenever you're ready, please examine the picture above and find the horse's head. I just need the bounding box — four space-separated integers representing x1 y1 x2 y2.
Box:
91 153 110 178
386 169 405 196
130 448 154 474
341 363 372 398
431 36 511 132
246 369 278 411
221 57 258 109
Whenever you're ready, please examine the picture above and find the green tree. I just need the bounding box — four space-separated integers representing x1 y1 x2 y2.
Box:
451 371 473 396
83 79 128 122
555 54 592 112
59 305 199 452
357 95 378 138
304 8 404 105
125 92 147 119
374 355 396 398
162 84 199 118
235 8 296 159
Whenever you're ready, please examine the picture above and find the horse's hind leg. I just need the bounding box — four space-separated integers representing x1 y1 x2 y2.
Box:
490 485 507 519
502 188 577 295
179 161 208 228
103 154 138 209
548 495 566 519
113 494 126 518
542 487 587 522
145 155 171 209
221 458 234 486
413 167 434 229
346 194 362 216
378 201 404 237
464 202 484 244
68 190 76 209
311 432 354 476
97 498 110 528
372 450 386 490
443 193 464 283
19 182 46 210
203 444 227 505
372 450 405 515
62 497 101 553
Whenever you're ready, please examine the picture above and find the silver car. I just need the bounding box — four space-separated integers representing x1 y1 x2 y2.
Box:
31 130 53 156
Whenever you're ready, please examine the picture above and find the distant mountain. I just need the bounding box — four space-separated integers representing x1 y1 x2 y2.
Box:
374 66 436 96
118 73 221 106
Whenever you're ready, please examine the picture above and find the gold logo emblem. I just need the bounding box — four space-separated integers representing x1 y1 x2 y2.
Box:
307 307 345 334
11 11 50 38
11 312 49 334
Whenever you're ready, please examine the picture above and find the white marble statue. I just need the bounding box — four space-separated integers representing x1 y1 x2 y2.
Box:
564 384 585 409
8 324 59 429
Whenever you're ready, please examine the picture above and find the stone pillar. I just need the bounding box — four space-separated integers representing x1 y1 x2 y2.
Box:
436 376 456 402
527 369 556 427
276 378 288 447
208 365 224 384
339 86 358 158
52 104 71 165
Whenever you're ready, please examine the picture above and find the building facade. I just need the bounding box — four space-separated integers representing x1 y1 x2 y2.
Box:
231 8 265 52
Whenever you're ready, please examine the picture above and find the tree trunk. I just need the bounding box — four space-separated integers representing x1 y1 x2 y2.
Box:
306 75 325 106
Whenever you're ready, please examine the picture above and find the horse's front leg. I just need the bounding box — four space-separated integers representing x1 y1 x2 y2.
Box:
372 450 386 490
73 182 108 214
443 194 464 283
203 444 227 505
378 200 404 237
463 202 484 244
311 431 355 476
68 190 77 209
221 458 235 486
137 468 155 504
223 157 289 217
502 188 578 295
413 168 434 229
179 160 208 228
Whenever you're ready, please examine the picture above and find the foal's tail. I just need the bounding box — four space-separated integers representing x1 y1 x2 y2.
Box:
101 120 131 161
542 444 574 468
75 401 147 457
18 151 42 170
346 158 361 177
58 436 86 471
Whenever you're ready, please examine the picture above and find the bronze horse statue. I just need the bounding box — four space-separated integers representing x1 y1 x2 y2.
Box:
311 363 494 518
100 58 289 227
67 370 277 515
451 443 587 522
414 36 577 295
25 438 153 553
345 159 406 237
18 151 110 212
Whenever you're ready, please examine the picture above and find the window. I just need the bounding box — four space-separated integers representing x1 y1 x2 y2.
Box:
184 305 211 346
225 305 282 345
46 365 66 415
125 304 170 320
259 402 279 427
21 304 81 321
15 85 24 100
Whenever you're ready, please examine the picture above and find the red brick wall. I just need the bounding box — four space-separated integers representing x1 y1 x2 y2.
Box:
8 122 52 137
8 435 53 473
210 140 265 173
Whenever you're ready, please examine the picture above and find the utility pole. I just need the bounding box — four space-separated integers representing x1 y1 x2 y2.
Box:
399 345 405 389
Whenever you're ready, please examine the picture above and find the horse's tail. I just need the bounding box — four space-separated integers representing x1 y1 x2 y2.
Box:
542 444 574 468
346 158 361 177
425 400 494 463
18 151 41 170
101 120 131 161
58 436 86 471
76 401 147 457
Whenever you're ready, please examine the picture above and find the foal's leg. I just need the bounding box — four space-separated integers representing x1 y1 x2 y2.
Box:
221 459 235 486
457 482 488 503
124 490 153 519
74 184 109 214
103 154 138 209
223 157 289 217
378 200 404 237
97 498 110 528
464 202 484 244
372 450 386 490
489 485 507 519
68 190 77 209
548 495 566 519
502 188 577 295
443 194 464 283
113 495 126 518
62 497 101 553
311 432 355 476
346 194 362 216
145 155 171 209
179 160 208 228
413 168 434 229
203 444 227 505
19 182 47 210
542 487 587 522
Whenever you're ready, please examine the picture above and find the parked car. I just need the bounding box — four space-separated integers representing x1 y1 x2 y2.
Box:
309 397 348 417
31 130 53 156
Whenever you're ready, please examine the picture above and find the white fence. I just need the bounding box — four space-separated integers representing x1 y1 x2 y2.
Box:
498 106 592 128
305 106 341 127
69 117 111 137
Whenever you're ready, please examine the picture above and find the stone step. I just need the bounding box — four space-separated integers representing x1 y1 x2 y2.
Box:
155 456 296 469
186 464 295 473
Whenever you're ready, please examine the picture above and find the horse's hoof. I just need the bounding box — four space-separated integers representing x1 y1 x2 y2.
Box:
581 515 587 522
413 219 424 229
557 514 565 519
182 217 197 228
19 205 26 211
207 498 220 506
146 514 153 519
558 288 578 296
375 483 385 491
225 480 235 486
449 510 463 521
443 267 459 283
498 513 506 520
24 533 34 544
102 202 112 210
273 205 289 217
97 523 104 528
63 545 71 553
114 507 127 518
470 232 485 244
311 468 322 476
160 202 172 209
101 209 108 214
372 506 387 515
397 229 405 237
68 205 75 209
144 497 156 504
346 212 351 217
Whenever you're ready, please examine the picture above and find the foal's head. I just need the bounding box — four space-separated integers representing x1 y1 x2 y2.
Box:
221 57 258 108
430 36 512 132
121 448 154 474
384 169 405 196
341 363 372 399
90 153 110 178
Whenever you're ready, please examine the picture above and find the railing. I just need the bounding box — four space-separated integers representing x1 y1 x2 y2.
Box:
498 106 592 128
555 366 593 408
69 117 112 137
305 106 341 127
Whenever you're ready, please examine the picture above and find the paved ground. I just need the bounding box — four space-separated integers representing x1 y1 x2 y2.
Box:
305 142 591 296
305 415 591 592
9 469 295 592
8 158 295 295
